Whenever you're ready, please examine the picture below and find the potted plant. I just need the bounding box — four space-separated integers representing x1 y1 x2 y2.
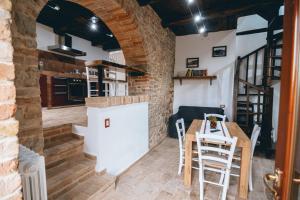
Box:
208 116 217 129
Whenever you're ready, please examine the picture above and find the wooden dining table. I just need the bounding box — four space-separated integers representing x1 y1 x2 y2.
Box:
184 120 251 200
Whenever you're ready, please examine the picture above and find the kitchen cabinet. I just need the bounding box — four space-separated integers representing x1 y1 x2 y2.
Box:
52 77 68 107
39 71 87 108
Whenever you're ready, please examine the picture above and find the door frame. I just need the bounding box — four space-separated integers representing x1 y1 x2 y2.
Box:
275 0 300 198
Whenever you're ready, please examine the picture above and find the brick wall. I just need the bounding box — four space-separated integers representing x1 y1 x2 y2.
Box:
74 0 176 148
10 0 45 153
0 0 22 199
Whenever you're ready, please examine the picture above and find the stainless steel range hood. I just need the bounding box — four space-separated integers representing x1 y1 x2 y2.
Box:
48 34 86 57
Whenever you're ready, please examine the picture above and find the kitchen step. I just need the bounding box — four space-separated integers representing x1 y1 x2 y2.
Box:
47 155 96 199
43 123 73 140
44 135 84 167
55 173 116 200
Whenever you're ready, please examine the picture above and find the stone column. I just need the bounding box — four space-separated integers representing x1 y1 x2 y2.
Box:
11 0 44 153
0 0 22 199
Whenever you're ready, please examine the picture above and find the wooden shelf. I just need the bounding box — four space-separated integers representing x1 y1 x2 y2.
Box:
103 78 127 83
173 76 217 85
85 60 146 76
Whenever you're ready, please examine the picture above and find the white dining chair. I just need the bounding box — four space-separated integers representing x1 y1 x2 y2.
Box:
204 113 226 122
175 118 198 175
231 124 261 191
196 132 237 200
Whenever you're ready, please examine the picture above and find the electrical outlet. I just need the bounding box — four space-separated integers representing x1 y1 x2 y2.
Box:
105 118 110 128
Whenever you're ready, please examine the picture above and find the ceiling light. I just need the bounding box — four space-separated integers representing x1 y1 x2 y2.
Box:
194 14 201 23
106 34 113 38
91 16 99 24
47 4 60 11
199 26 206 34
90 23 97 31
187 0 194 4
54 5 60 11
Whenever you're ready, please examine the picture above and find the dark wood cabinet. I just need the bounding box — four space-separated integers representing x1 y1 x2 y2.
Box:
40 73 87 108
52 77 68 107
40 74 48 107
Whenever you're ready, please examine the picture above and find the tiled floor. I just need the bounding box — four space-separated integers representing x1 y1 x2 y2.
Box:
103 138 274 200
42 106 87 128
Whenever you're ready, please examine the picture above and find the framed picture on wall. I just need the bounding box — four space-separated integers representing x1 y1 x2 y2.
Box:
212 46 227 57
186 57 199 68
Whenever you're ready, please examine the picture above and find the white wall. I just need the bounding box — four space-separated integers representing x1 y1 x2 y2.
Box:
173 30 237 120
86 103 149 175
236 15 268 57
36 23 109 61
109 50 126 65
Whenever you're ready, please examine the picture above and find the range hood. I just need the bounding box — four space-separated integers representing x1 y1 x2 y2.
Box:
48 34 86 57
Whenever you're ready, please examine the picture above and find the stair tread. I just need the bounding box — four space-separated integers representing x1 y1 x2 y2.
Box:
238 93 260 96
44 136 83 156
273 44 283 48
47 156 96 197
270 56 282 59
56 173 116 200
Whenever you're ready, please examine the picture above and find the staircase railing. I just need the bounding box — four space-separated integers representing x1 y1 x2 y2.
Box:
235 15 283 155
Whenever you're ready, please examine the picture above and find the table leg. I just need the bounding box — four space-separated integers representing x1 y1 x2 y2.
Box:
239 146 251 199
184 138 192 187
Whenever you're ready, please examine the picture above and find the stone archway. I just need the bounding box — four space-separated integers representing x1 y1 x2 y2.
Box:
11 0 175 153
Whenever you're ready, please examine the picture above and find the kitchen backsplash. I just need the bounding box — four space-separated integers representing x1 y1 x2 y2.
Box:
38 50 86 73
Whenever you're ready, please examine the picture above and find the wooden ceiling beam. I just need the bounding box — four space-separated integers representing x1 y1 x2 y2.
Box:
162 0 283 28
138 0 160 6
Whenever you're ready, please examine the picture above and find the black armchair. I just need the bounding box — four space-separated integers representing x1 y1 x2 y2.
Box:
168 106 225 138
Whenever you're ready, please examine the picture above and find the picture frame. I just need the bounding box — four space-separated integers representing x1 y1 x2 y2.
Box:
186 57 199 68
212 46 227 57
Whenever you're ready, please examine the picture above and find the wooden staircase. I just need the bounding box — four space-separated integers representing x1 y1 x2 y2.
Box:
235 15 283 155
43 124 116 200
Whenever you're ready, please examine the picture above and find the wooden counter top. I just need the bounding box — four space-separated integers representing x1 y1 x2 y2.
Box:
85 95 149 108
40 70 87 79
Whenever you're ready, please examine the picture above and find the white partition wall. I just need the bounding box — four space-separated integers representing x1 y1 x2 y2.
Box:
85 102 149 175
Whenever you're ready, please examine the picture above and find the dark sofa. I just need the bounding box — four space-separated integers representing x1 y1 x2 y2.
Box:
168 106 225 138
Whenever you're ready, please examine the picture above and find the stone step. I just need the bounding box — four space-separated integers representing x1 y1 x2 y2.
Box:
47 155 96 199
44 135 84 167
43 123 73 140
56 173 116 200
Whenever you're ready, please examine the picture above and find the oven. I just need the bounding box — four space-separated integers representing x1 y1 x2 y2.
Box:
67 78 87 103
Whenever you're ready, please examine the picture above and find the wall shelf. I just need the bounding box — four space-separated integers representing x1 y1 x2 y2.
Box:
173 76 217 85
85 60 146 76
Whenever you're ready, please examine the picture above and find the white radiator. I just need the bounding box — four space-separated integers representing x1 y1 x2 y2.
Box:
19 145 47 200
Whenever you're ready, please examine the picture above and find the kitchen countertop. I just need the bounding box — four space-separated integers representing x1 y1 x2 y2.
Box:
40 70 87 79
85 95 149 108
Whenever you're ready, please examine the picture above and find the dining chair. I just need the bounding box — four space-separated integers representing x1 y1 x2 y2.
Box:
196 132 237 200
204 113 226 122
231 124 261 191
175 118 198 175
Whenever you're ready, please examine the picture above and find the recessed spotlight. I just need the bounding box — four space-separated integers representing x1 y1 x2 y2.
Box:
187 0 194 4
54 5 60 11
91 16 99 23
47 4 60 11
194 14 201 22
199 26 206 34
90 23 97 31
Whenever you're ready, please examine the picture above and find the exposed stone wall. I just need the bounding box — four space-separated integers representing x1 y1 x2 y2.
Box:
0 0 22 199
10 0 45 153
